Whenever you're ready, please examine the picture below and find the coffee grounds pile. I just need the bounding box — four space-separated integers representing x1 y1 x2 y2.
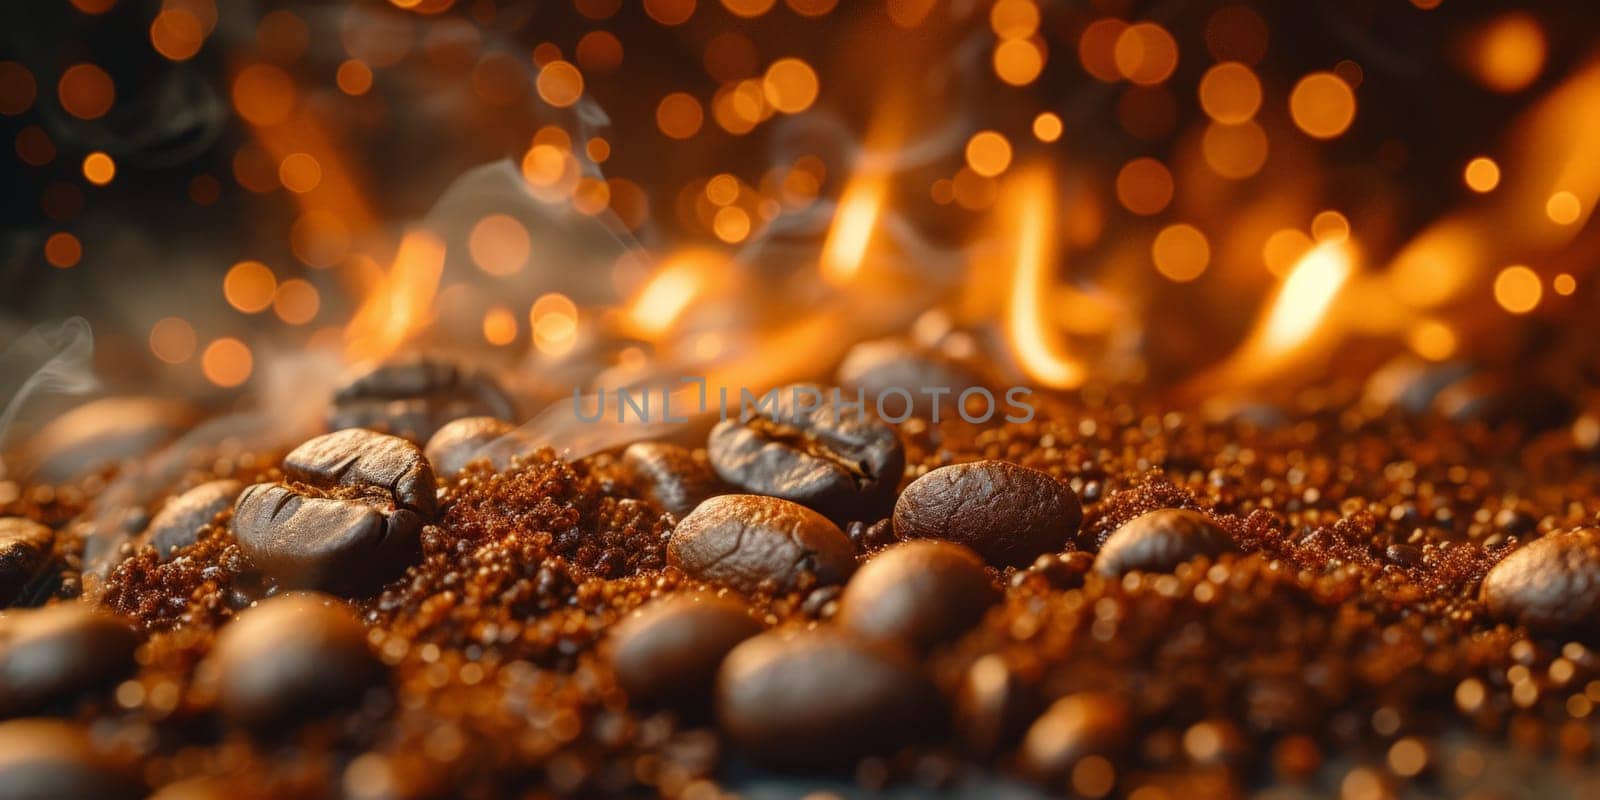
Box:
5 385 1600 799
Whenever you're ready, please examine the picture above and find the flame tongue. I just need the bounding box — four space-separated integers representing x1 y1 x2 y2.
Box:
1002 164 1086 390
343 231 447 364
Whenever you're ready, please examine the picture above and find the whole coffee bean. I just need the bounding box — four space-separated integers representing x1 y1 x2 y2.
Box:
141 480 241 560
1482 528 1600 637
716 628 939 768
283 429 437 516
1384 543 1423 568
954 654 1039 757
837 540 998 651
0 604 139 717
668 495 855 594
845 518 896 552
0 719 142 799
623 442 728 516
209 592 386 730
1019 692 1133 781
330 355 516 443
424 417 516 477
0 519 53 608
835 338 989 420
608 595 763 710
893 460 1083 568
1095 509 1236 576
707 383 905 524
1015 551 1095 590
19 397 194 484
232 485 423 596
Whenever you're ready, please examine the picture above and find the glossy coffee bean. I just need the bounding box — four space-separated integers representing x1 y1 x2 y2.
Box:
0 719 142 799
17 396 194 484
209 593 386 730
282 429 437 516
1094 509 1236 576
0 519 53 608
716 628 939 768
955 654 1039 757
424 417 516 477
668 495 855 594
141 480 241 560
1482 528 1600 637
707 383 904 524
1019 692 1133 781
622 442 727 516
0 604 139 717
893 460 1082 567
608 595 763 710
330 355 516 443
837 540 998 651
232 484 423 596
835 338 988 420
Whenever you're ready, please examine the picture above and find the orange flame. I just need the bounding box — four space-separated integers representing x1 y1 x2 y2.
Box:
820 175 887 286
625 249 720 339
343 231 446 363
1001 164 1086 390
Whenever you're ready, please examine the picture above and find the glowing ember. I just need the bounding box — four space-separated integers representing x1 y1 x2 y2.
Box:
1001 164 1085 390
343 231 447 363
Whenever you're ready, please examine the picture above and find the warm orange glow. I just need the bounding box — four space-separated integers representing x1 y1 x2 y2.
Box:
1289 72 1356 139
1464 157 1500 192
1554 273 1577 296
627 250 718 338
58 63 114 120
81 152 115 186
1262 228 1313 276
0 61 36 116
1471 13 1545 93
272 279 320 325
232 63 295 126
1078 19 1128 82
1407 320 1457 361
993 38 1045 86
965 131 1013 177
762 58 819 114
1493 265 1542 313
1546 191 1581 224
278 152 322 193
820 169 887 286
44 233 82 268
1311 210 1350 243
336 60 373 95
344 231 447 363
1001 164 1085 390
1256 241 1355 358
536 60 583 107
149 317 197 364
1115 157 1173 215
151 8 205 61
468 214 530 275
645 0 696 25
223 261 277 313
1113 23 1178 86
1198 62 1261 124
990 0 1039 39
1201 120 1268 179
656 92 704 139
531 293 579 356
482 306 518 345
1032 111 1062 142
202 338 254 388
1151 224 1209 282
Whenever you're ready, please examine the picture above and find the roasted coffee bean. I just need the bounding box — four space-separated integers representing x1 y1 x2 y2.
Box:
622 442 727 516
1095 508 1236 576
19 396 194 483
1385 543 1422 567
141 480 241 560
1014 551 1095 590
283 429 437 516
954 654 1039 757
330 355 516 443
0 719 142 799
0 519 53 608
799 585 842 619
893 460 1083 567
667 495 855 594
836 540 998 651
424 417 516 477
845 518 896 552
0 604 138 717
835 338 989 420
1019 692 1133 781
232 484 423 596
209 592 387 730
1481 528 1600 637
707 383 905 524
715 628 939 768
608 595 763 710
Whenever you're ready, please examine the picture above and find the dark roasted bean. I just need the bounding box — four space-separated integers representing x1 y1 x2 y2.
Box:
1385 543 1422 567
707 383 904 524
837 540 997 651
141 480 241 560
1019 692 1132 781
622 442 727 516
0 519 53 608
329 355 517 443
18 397 194 483
845 518 896 552
1481 528 1600 637
667 495 855 594
209 593 387 730
893 460 1082 567
715 628 939 768
1016 551 1095 590
835 338 988 420
0 719 143 799
283 429 437 516
424 416 516 477
608 594 762 711
0 604 138 717
1094 508 1236 576
955 654 1039 757
232 484 424 596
